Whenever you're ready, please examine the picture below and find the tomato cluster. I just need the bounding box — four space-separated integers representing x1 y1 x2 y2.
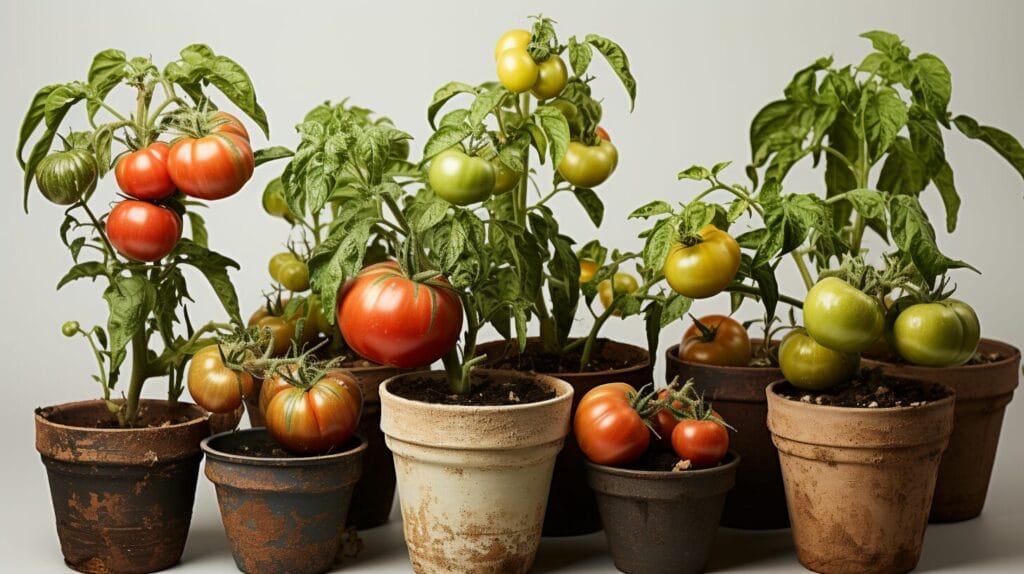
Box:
494 29 568 98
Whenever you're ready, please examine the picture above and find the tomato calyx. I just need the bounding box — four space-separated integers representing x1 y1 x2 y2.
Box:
687 314 723 343
658 378 733 431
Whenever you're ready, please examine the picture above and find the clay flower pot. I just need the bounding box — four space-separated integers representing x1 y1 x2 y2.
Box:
35 399 210 574
864 338 1020 522
380 370 573 574
586 452 739 574
665 340 787 529
245 362 404 530
766 380 955 574
202 428 366 574
477 337 651 536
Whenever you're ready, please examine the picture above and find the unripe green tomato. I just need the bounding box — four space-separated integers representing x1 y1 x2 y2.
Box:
496 47 540 93
491 159 519 195
531 55 568 99
62 321 80 337
268 252 299 282
557 140 618 188
278 260 310 292
892 300 981 367
494 29 531 61
803 277 886 353
262 178 291 218
779 328 860 391
598 272 639 317
35 149 98 205
428 149 495 206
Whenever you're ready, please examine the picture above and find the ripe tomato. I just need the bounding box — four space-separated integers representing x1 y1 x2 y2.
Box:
672 419 729 468
494 29 531 60
187 345 254 414
531 55 568 99
106 200 182 262
496 47 540 93
651 389 684 448
779 328 859 391
574 382 650 466
115 142 176 200
210 111 250 141
167 130 254 200
35 149 97 205
679 315 752 367
264 369 363 455
338 262 464 368
804 277 885 353
428 149 495 206
598 272 639 316
248 312 296 357
578 259 598 284
664 224 740 299
491 158 519 195
893 300 981 367
557 140 618 188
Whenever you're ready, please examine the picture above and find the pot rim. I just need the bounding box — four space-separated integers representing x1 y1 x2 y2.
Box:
201 428 368 467
584 450 740 480
766 380 956 414
863 337 1021 372
476 337 652 378
666 342 782 375
34 398 207 434
380 369 573 413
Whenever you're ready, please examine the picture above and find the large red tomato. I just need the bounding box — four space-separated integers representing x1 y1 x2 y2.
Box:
210 111 250 141
574 382 650 466
338 262 464 368
167 130 254 200
679 315 752 367
106 200 182 261
264 369 363 455
115 142 176 200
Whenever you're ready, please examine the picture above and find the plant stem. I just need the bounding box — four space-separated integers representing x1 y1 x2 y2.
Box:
122 327 149 427
135 85 150 147
791 251 815 290
726 283 804 309
78 202 117 266
84 329 110 400
90 98 130 124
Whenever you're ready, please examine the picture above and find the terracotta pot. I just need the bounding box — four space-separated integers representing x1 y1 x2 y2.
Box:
477 337 651 536
244 362 404 530
202 428 367 574
767 380 955 574
380 370 572 574
864 338 1020 522
665 341 787 529
35 399 210 574
586 452 739 574
208 403 245 435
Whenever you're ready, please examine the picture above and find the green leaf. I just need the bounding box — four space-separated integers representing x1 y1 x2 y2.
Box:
628 200 672 219
525 122 548 163
304 153 331 214
355 127 392 184
756 194 826 266
749 100 808 167
681 202 718 234
93 125 113 177
844 189 888 224
423 124 472 161
643 217 676 272
678 165 712 181
860 31 909 61
22 85 84 211
178 44 269 137
86 49 127 122
439 108 471 128
254 146 293 167
711 161 732 176
877 138 928 196
17 84 59 168
45 84 86 128
585 34 637 110
469 88 508 127
311 220 373 319
534 105 571 167
567 36 593 77
173 239 242 325
735 228 767 249
862 85 908 161
824 109 859 229
103 275 156 379
644 299 663 362
933 162 960 233
498 133 530 172
414 198 450 232
187 212 209 248
907 111 945 176
953 114 1024 182
888 194 974 282
659 293 693 329
57 262 107 290
910 54 951 125
428 81 476 129
573 188 604 226
749 262 780 319
727 197 751 222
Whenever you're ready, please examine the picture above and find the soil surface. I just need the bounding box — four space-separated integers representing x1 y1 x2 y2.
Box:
625 447 733 472
215 433 361 458
866 349 1006 366
775 369 951 408
37 403 197 429
389 374 555 406
487 339 639 374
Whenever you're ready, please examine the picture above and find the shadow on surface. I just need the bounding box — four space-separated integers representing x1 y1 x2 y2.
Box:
706 527 796 571
532 532 612 573
918 514 1024 572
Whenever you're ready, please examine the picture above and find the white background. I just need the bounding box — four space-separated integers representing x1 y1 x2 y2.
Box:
2 1 1023 572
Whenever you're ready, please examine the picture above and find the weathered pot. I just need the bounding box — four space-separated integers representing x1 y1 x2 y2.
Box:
665 341 788 529
35 399 210 574
767 380 955 574
202 428 367 574
586 452 739 574
208 403 245 435
477 337 651 536
245 362 403 530
864 338 1020 522
380 370 573 574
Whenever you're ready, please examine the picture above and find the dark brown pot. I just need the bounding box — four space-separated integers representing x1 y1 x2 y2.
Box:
35 399 210 574
864 338 1020 522
244 363 403 530
477 337 652 537
586 452 739 574
202 428 367 574
665 341 788 529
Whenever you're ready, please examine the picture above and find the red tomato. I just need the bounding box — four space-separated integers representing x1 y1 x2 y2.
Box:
210 111 250 141
115 142 176 200
106 200 182 261
264 369 363 455
574 382 650 466
679 315 752 367
187 345 254 414
167 131 254 200
671 419 729 468
651 389 683 448
338 262 463 368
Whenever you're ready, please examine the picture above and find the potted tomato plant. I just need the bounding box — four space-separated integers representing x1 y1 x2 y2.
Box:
18 46 272 573
244 99 419 530
576 379 738 574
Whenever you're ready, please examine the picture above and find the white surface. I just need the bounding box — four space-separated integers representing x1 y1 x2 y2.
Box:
2 0 1024 572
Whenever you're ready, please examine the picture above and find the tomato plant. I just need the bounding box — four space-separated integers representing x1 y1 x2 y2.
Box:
187 344 254 414
779 328 860 391
679 314 752 367
263 364 363 455
114 142 176 200
574 383 658 466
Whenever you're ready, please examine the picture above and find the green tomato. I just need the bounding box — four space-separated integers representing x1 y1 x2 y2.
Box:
268 252 299 282
779 328 860 391
61 321 80 337
803 277 885 353
557 140 618 189
893 300 981 367
262 177 291 218
496 47 539 93
531 55 568 99
491 158 519 195
278 260 310 292
428 149 495 206
35 149 98 205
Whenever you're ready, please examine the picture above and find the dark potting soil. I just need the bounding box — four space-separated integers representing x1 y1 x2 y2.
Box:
37 403 197 429
389 374 556 406
215 433 362 458
487 340 637 374
625 447 732 473
775 369 951 408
